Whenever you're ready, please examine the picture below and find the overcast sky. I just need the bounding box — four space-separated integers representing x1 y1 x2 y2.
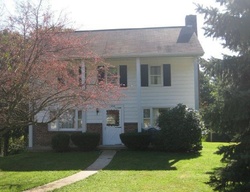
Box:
1 0 231 59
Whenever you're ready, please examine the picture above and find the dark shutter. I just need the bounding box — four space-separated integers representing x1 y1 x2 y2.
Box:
97 66 105 82
79 66 82 86
119 65 127 87
163 64 171 86
141 64 148 87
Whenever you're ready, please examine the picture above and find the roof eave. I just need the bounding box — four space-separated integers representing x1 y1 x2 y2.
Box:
99 52 205 59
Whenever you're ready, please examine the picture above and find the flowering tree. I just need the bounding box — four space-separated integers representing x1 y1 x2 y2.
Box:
0 0 121 155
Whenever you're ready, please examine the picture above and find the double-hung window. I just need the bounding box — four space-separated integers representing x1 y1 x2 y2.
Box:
98 66 117 84
141 64 171 87
107 67 118 84
97 65 127 87
49 109 84 131
143 109 151 128
150 66 161 85
142 108 167 129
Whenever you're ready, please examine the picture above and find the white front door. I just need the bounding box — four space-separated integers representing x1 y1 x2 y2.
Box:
103 106 123 145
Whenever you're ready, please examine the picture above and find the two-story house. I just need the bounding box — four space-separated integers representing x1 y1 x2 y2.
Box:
29 15 204 148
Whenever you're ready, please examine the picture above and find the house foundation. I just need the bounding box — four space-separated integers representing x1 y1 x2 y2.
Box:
31 122 138 148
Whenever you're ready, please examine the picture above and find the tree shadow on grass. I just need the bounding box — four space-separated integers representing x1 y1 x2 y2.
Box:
0 150 101 171
0 149 201 172
0 150 201 192
104 150 201 171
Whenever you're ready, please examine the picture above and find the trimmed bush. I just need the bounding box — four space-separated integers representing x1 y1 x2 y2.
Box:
150 132 165 151
120 132 151 150
71 132 100 151
158 104 203 153
143 128 164 150
51 133 70 152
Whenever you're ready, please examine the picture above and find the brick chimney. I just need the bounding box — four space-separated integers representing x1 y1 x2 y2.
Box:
185 15 197 36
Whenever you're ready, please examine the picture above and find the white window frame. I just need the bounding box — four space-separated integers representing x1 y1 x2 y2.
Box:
80 62 86 89
142 108 167 129
149 65 162 86
106 67 118 85
143 108 152 128
48 109 85 131
98 66 118 85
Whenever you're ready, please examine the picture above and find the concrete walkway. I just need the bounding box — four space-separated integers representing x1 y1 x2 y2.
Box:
24 150 117 192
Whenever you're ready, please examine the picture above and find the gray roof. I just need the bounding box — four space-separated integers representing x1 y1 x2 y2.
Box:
75 26 204 58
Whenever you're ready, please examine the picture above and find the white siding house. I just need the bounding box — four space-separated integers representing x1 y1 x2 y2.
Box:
30 15 204 148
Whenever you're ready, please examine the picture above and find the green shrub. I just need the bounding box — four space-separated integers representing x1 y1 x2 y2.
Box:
8 136 26 155
150 132 165 151
158 104 203 152
71 132 100 151
142 128 164 150
120 132 151 150
51 133 70 152
1 127 27 156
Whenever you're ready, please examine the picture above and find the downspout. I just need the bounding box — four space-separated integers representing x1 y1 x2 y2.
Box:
194 58 199 110
136 58 142 132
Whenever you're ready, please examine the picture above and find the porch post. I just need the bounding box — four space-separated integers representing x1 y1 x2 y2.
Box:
136 57 142 132
28 124 33 148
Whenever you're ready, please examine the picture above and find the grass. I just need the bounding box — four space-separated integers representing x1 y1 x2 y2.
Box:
0 142 226 192
53 142 226 192
0 151 100 192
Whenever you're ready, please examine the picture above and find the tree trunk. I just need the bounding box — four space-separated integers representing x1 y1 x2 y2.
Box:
0 132 9 157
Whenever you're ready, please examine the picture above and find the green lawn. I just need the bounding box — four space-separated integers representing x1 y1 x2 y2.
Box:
54 142 226 192
0 143 226 192
0 151 100 192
